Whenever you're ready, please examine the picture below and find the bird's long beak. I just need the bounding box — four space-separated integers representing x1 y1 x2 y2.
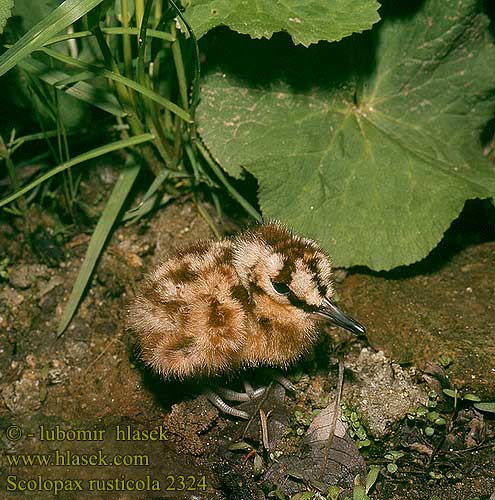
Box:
313 297 366 336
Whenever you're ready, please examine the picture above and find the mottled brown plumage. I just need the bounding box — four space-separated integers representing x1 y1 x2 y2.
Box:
126 222 365 386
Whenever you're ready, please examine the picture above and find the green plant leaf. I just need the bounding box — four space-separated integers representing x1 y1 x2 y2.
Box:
474 402 495 413
0 0 104 77
57 157 141 336
185 0 380 46
365 465 381 494
0 0 14 34
197 0 495 270
442 389 456 398
12 0 61 32
464 393 481 402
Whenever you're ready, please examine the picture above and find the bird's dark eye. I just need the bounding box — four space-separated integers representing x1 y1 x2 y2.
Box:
272 281 291 295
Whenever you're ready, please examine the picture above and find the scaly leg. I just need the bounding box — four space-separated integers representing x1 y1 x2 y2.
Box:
203 387 265 419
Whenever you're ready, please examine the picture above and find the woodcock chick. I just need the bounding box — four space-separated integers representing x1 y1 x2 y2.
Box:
126 222 365 418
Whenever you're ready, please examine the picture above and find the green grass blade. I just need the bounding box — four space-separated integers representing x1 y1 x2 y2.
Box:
11 129 68 145
57 157 141 336
45 27 175 45
0 0 104 77
55 70 95 86
168 0 200 113
122 190 172 223
18 56 125 117
0 133 153 208
40 47 192 122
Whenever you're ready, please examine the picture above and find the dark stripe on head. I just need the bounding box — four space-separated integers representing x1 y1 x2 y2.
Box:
305 257 328 297
286 290 316 313
274 259 296 284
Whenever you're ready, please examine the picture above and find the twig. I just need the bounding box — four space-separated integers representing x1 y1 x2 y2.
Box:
319 356 345 481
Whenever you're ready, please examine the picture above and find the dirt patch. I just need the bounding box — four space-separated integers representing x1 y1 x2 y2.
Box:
343 241 495 398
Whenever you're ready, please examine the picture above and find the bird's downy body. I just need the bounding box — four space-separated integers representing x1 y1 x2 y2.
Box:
127 222 365 383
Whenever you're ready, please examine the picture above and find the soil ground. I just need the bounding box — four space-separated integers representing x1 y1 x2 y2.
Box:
0 169 493 499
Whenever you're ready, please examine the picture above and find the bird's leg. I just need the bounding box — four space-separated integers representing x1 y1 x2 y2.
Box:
203 380 265 419
202 373 293 419
203 388 249 419
272 374 297 392
263 368 297 392
216 386 265 402
203 386 266 419
242 379 255 398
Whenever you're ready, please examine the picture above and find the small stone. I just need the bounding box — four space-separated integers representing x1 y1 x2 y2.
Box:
25 355 37 369
344 348 428 438
332 268 348 283
8 264 48 289
2 370 41 415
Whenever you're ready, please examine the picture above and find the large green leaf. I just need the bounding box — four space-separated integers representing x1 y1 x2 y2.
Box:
12 0 61 32
0 0 14 34
185 0 380 46
197 0 495 270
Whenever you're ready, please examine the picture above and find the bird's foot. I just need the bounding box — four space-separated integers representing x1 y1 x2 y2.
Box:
203 373 296 419
271 373 297 392
203 385 265 419
262 368 297 392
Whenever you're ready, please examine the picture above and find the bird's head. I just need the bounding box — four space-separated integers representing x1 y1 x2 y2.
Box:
233 222 365 336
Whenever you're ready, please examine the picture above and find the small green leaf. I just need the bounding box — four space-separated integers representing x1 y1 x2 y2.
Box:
327 485 343 500
290 493 313 500
464 393 481 402
352 484 370 500
253 453 263 476
385 451 403 461
427 411 440 422
228 441 253 451
442 389 457 398
386 463 398 474
474 402 495 413
365 465 381 494
357 438 371 448
269 490 288 500
424 427 435 437
437 355 452 368
415 406 427 417
429 471 443 480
